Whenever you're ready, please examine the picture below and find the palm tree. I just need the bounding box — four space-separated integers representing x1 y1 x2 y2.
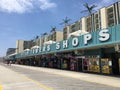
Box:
35 35 39 39
60 16 71 26
81 3 97 31
50 26 56 32
43 32 48 36
81 3 97 15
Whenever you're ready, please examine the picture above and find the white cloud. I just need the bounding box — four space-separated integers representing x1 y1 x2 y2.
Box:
38 0 57 10
0 0 57 13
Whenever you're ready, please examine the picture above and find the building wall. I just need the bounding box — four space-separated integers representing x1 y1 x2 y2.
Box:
69 21 81 33
6 48 16 56
34 38 40 46
118 2 120 23
24 40 33 49
79 1 120 32
47 30 63 42
100 7 108 29
56 31 63 42
16 40 24 53
16 40 33 53
63 26 70 40
81 17 86 31
38 30 63 46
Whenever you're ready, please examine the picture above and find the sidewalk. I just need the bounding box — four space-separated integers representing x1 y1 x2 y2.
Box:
0 64 52 90
12 64 120 88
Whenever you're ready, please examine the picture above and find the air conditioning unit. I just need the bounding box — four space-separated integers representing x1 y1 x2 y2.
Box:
114 44 120 52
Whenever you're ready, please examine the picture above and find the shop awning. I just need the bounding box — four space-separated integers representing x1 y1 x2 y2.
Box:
24 49 30 51
31 45 39 49
68 30 88 38
44 40 56 45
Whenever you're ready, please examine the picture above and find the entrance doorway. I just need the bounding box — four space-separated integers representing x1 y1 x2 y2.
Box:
82 58 89 72
77 58 83 71
111 53 119 75
103 52 120 75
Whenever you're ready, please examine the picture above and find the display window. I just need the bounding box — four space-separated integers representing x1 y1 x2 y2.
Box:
62 60 68 69
101 58 112 74
70 57 77 71
89 58 100 73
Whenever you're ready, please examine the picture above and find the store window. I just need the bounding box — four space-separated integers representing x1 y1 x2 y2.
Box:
101 58 112 74
89 58 100 73
83 56 100 73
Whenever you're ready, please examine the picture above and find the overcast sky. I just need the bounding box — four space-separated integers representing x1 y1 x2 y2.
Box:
0 0 119 56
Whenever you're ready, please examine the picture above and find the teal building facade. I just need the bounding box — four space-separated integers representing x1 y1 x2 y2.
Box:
9 25 120 75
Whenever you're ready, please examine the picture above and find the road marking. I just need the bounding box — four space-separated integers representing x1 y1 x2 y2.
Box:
3 82 36 89
0 82 2 90
13 65 120 88
47 71 120 88
13 71 53 90
34 69 120 88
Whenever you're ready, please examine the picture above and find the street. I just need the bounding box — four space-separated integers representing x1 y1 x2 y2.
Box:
0 63 120 90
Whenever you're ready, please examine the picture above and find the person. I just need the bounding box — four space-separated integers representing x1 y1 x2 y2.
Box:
9 61 12 66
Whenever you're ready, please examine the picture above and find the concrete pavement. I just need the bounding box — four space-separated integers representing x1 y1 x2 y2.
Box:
12 64 120 88
0 64 53 90
0 63 120 90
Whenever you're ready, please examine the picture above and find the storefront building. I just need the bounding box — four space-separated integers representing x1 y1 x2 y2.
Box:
8 24 120 75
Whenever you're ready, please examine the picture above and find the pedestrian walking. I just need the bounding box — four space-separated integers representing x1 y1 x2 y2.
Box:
9 61 12 66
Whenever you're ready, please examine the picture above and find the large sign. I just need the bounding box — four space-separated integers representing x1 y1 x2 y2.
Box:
24 29 110 55
16 24 120 58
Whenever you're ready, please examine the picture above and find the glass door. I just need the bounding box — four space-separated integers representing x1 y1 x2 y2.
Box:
82 58 89 72
77 58 83 71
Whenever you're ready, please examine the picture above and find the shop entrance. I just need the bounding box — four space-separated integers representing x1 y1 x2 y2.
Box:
111 53 119 75
104 53 120 75
77 58 83 71
82 58 89 72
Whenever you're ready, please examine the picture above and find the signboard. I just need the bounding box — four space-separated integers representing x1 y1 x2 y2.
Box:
15 25 120 58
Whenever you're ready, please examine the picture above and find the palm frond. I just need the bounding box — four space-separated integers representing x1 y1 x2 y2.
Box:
90 5 97 10
82 3 97 15
60 16 71 26
43 32 47 36
81 10 88 13
50 26 56 32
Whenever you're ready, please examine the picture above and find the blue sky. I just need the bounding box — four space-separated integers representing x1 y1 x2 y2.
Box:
0 0 119 56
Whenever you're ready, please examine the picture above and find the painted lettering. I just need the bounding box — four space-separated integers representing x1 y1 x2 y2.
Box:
56 42 60 50
84 34 92 44
99 29 110 41
63 40 68 49
72 37 79 47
